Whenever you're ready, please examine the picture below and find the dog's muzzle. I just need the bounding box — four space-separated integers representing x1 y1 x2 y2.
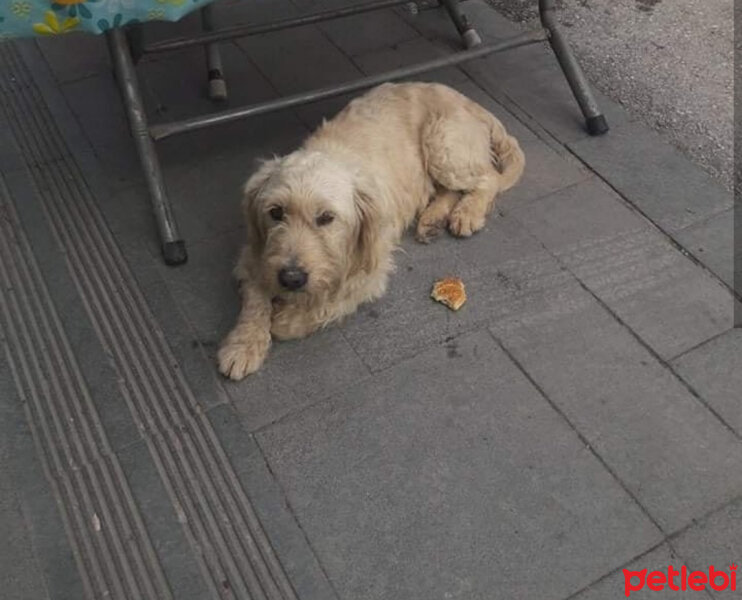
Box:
278 266 308 291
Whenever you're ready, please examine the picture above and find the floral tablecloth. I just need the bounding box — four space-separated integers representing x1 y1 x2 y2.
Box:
0 0 214 39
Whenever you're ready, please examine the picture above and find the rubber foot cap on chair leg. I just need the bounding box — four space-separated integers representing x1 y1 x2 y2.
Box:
587 114 609 136
208 78 228 102
163 240 188 266
462 29 482 49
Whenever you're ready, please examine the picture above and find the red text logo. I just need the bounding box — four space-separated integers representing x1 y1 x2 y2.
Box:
623 564 737 597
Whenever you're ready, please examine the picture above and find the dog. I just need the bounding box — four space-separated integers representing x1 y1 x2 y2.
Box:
218 82 525 380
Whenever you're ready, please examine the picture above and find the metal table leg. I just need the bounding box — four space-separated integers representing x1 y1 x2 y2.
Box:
201 5 228 101
107 28 187 265
539 0 608 136
440 0 482 48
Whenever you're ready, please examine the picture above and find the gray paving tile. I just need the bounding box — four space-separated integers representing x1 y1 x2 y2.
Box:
291 92 363 131
352 35 469 86
3 168 144 451
498 140 590 211
112 239 228 412
206 404 339 600
569 123 733 233
139 42 277 122
467 52 632 137
153 229 247 344
673 498 742 598
0 110 24 173
397 0 517 48
35 33 110 84
157 112 307 242
572 543 712 600
0 363 84 600
117 441 211 600
257 331 661 600
320 9 420 56
341 214 586 371
15 39 98 160
61 73 132 150
236 24 363 94
674 208 736 289
439 1 634 143
90 182 195 256
0 425 49 600
216 0 299 24
228 325 371 432
236 24 364 131
512 179 734 359
491 291 742 533
673 329 742 438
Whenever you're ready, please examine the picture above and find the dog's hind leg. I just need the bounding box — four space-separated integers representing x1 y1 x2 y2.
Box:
416 189 460 243
422 107 524 237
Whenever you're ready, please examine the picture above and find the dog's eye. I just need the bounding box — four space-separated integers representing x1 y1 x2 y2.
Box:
268 206 284 221
316 212 334 226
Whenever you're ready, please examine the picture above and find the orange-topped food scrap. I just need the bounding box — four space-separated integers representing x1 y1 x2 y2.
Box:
431 277 467 311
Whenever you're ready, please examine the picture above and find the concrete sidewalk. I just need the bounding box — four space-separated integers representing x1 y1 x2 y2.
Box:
0 1 739 599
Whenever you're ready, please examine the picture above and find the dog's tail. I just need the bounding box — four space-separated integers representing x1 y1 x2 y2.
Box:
487 116 525 193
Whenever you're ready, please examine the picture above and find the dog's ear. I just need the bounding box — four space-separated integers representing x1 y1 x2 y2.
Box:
351 183 381 275
242 158 281 253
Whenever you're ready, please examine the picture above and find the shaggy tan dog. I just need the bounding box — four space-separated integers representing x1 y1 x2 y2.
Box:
218 82 525 380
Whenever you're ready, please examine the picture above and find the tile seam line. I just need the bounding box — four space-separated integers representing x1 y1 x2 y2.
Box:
667 327 737 363
251 256 577 434
562 492 742 599
506 214 742 442
1 41 298 600
467 52 741 303
564 145 739 302
485 329 668 535
0 184 166 599
254 435 344 600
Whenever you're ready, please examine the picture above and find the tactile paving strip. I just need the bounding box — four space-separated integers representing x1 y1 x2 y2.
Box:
0 41 298 600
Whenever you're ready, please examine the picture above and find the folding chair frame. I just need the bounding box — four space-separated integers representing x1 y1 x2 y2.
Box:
107 0 608 265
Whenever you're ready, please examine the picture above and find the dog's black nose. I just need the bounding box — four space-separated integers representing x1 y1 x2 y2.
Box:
278 266 308 291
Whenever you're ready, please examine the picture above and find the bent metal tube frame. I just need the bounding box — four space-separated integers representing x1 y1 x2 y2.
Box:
106 0 609 266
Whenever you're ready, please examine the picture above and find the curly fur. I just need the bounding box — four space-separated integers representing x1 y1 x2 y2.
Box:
218 82 524 379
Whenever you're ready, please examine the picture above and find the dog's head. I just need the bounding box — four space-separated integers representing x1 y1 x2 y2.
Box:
242 151 381 299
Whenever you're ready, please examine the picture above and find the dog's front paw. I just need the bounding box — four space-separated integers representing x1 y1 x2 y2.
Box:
448 206 485 238
415 214 447 244
217 333 270 381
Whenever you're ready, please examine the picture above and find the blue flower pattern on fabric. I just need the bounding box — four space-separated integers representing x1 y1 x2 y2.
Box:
0 0 213 37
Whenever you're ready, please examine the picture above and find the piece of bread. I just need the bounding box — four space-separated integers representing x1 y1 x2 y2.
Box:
431 277 467 311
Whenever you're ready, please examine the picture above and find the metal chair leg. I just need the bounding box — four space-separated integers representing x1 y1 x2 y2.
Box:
201 5 228 101
440 0 482 48
107 28 188 266
539 0 608 136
